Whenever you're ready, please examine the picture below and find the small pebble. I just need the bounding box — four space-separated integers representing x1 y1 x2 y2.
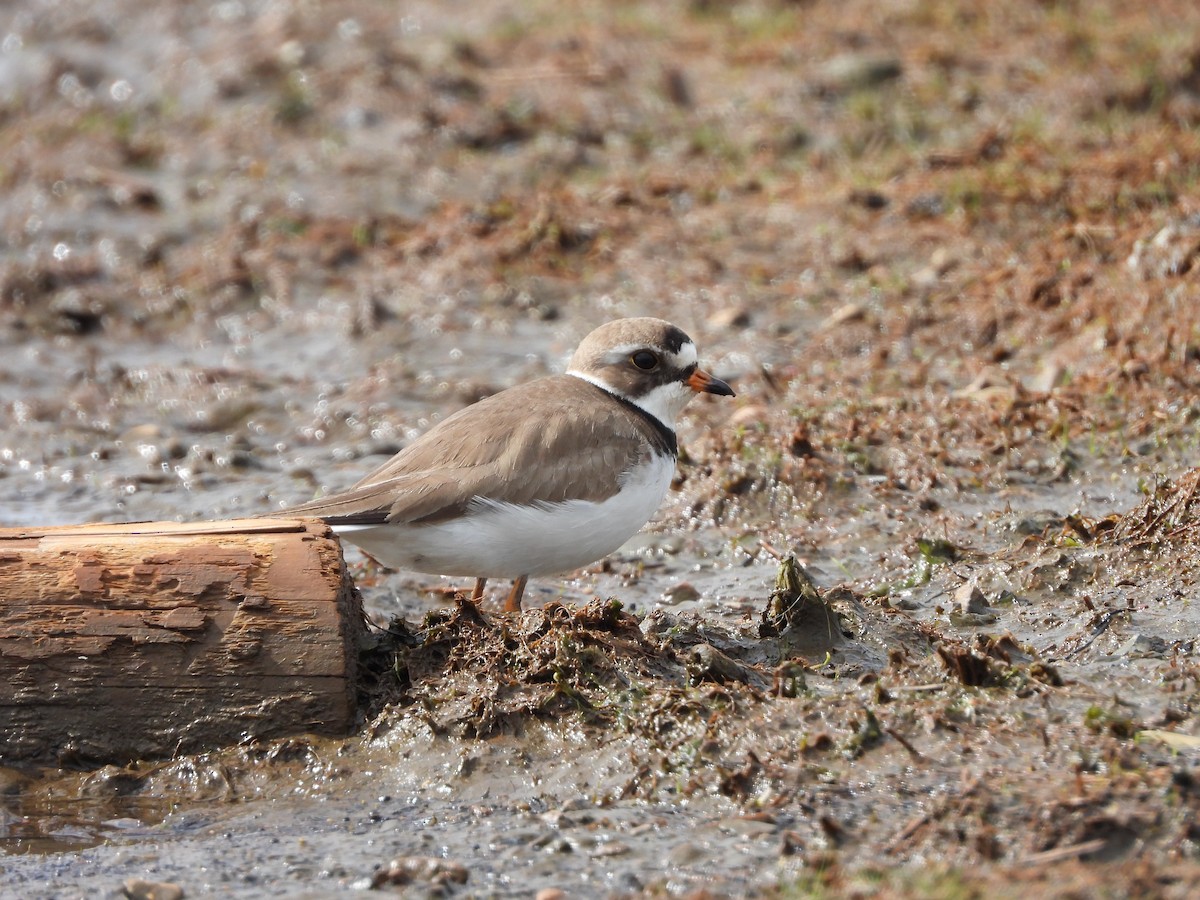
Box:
662 582 701 604
122 879 185 900
668 841 708 865
955 582 990 615
950 582 998 626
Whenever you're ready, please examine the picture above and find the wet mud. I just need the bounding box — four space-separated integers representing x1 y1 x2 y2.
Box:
4 0 1200 896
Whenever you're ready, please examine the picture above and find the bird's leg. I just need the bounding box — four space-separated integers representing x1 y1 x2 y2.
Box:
503 575 529 612
470 577 487 602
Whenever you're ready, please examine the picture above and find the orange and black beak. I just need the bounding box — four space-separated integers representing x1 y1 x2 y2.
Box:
687 368 735 397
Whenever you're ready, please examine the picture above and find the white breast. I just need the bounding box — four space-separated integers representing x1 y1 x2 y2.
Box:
333 453 676 578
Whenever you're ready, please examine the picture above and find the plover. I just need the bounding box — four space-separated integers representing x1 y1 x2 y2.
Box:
276 317 734 610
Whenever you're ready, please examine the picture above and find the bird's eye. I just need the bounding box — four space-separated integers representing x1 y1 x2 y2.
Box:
631 350 659 370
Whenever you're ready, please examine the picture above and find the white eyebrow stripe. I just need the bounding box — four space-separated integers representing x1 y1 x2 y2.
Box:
602 341 698 367
672 342 698 368
602 342 653 360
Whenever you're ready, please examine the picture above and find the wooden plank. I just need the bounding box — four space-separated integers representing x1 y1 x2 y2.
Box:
0 518 365 764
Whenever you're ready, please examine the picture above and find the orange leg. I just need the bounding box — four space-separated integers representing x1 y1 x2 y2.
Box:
470 578 487 602
503 575 529 612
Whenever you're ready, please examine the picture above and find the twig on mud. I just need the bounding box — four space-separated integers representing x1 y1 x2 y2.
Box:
884 773 982 854
1052 609 1124 661
1017 838 1107 866
884 726 925 761
885 808 936 855
886 682 945 693
758 540 785 561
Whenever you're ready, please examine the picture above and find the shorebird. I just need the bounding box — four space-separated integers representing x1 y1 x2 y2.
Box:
277 317 734 610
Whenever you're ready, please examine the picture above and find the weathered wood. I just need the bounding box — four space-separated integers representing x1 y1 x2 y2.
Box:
0 518 364 764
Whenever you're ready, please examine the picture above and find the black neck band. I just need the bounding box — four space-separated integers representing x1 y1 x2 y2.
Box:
588 382 678 457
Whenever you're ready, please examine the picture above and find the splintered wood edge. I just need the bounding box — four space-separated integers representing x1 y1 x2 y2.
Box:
0 517 329 542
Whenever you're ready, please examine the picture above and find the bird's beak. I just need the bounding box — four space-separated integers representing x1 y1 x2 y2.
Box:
687 368 735 397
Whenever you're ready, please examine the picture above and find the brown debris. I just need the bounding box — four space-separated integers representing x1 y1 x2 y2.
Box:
370 856 468 889
1110 467 1200 545
758 555 842 652
935 642 1000 687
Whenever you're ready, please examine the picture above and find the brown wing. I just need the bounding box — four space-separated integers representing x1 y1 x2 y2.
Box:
278 376 673 527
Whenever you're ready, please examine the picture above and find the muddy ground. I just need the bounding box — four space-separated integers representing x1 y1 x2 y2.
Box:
3 0 1200 896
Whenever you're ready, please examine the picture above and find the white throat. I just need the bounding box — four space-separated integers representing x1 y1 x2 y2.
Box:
565 370 692 429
